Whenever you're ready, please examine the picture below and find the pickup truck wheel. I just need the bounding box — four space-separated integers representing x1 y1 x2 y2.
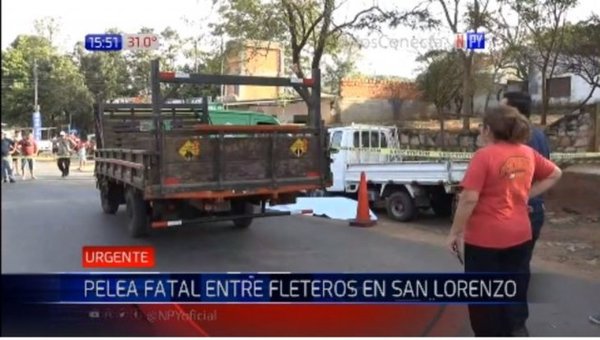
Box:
231 202 253 228
125 188 149 238
386 191 416 222
431 193 453 218
100 186 119 214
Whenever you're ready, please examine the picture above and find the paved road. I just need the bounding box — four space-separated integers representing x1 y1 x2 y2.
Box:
2 163 599 336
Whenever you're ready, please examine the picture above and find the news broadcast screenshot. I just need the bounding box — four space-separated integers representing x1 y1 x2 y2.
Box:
1 0 599 337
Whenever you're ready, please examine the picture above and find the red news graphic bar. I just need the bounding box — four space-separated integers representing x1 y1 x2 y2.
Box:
82 246 155 268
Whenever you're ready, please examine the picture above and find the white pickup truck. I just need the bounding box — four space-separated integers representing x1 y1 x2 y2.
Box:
323 124 469 221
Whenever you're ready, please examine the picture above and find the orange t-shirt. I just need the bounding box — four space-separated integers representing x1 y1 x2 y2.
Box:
460 142 556 249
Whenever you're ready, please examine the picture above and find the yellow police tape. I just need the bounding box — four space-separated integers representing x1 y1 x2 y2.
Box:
336 147 600 163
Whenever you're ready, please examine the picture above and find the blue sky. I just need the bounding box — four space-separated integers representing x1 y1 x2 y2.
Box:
2 0 598 79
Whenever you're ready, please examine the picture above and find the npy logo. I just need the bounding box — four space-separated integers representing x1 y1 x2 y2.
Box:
454 31 486 50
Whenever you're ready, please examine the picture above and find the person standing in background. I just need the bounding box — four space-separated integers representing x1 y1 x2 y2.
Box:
18 132 37 180
77 138 88 171
502 91 551 248
56 131 72 177
447 106 562 336
12 131 22 176
502 92 553 335
1 131 17 183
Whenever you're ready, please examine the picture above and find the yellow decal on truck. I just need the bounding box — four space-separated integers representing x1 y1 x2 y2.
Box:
290 138 309 157
179 139 201 160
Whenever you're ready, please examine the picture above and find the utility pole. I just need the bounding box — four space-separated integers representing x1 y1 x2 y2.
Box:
220 36 225 100
33 58 39 112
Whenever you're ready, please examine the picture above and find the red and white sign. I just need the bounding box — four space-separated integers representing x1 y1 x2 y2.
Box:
82 246 155 268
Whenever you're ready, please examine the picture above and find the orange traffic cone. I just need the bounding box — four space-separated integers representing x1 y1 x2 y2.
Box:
350 171 376 227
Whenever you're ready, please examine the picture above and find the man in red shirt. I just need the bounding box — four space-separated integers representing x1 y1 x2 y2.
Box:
18 132 38 180
447 106 562 336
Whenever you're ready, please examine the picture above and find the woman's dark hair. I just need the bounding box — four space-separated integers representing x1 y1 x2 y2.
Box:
503 91 532 118
483 106 531 144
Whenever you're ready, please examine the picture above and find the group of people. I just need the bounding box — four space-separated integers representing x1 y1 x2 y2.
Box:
1 131 39 182
54 131 90 177
1 130 90 182
448 91 599 336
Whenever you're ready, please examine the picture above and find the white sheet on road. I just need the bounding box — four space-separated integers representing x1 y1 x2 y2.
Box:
267 197 378 221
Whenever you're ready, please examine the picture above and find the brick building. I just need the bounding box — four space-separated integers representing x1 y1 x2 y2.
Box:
223 40 284 101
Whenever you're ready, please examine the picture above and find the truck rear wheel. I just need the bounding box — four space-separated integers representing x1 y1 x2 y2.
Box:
386 191 417 222
431 193 454 218
125 188 149 238
231 201 253 228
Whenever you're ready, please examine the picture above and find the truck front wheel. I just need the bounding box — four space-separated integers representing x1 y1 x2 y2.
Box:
386 191 417 222
125 188 149 238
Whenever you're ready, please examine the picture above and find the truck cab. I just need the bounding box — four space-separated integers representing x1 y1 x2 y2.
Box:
328 124 400 192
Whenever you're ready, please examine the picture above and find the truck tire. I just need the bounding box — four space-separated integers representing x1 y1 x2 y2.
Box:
125 188 149 238
231 201 253 228
100 185 119 215
431 193 454 218
386 191 417 222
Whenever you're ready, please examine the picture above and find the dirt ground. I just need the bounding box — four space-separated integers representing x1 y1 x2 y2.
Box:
376 165 600 279
537 167 600 276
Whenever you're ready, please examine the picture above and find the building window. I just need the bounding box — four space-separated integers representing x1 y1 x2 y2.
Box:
547 76 571 98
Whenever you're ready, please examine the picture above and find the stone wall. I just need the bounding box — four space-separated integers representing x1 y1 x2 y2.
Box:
394 104 599 152
546 105 599 152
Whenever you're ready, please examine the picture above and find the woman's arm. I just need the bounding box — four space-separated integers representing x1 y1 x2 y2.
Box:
530 167 562 198
450 190 479 234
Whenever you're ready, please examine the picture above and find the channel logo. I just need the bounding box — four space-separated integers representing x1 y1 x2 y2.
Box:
454 32 486 50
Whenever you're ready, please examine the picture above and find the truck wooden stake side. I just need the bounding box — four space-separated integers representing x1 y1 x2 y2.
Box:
94 59 331 237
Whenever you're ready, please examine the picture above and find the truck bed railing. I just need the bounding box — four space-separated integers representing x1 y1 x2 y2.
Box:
95 59 329 198
148 60 325 196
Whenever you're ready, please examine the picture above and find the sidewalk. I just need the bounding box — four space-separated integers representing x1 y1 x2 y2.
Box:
8 161 94 181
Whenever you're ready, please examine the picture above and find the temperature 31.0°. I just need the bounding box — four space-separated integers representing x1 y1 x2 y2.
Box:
123 34 159 51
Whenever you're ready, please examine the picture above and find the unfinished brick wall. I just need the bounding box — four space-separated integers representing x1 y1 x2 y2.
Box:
340 79 421 100
339 78 430 124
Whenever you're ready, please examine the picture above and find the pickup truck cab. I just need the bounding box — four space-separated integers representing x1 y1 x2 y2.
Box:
325 124 468 221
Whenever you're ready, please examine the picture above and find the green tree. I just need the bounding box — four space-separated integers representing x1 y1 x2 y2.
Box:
212 0 413 122
489 2 531 82
34 17 61 45
558 15 600 109
126 27 159 97
436 0 493 129
2 35 93 128
416 50 464 145
74 28 135 104
505 0 578 125
322 39 360 95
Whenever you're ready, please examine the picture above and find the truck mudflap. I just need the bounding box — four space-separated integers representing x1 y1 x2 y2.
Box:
150 209 313 229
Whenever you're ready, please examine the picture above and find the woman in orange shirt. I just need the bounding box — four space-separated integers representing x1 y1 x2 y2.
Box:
447 106 562 336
